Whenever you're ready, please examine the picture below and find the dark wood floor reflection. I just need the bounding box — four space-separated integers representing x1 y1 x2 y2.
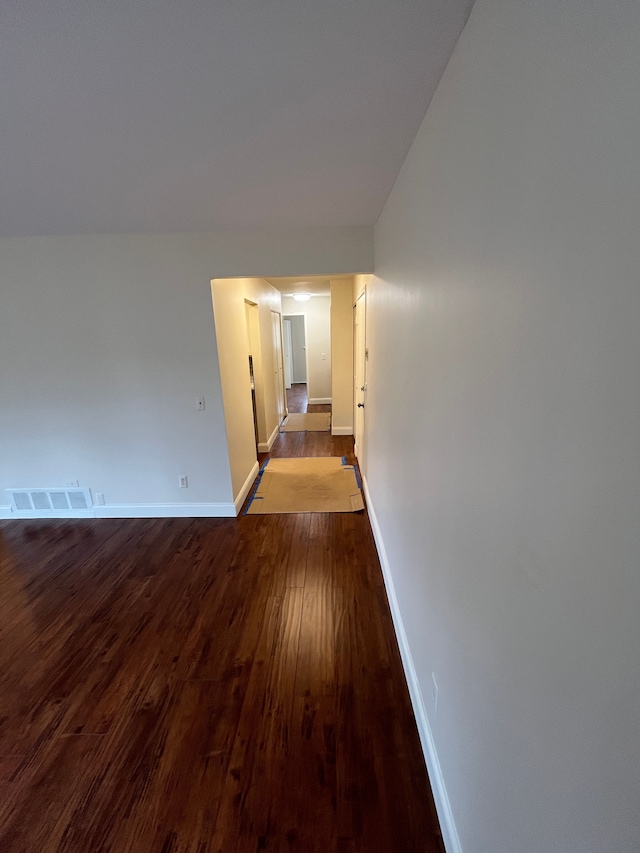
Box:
0 428 443 852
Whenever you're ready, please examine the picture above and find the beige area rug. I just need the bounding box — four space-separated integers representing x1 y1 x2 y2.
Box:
281 412 331 432
246 457 364 514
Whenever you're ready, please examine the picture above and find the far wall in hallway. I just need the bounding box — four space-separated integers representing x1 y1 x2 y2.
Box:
281 295 331 403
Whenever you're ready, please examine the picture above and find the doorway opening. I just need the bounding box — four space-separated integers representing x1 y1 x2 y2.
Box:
282 314 308 413
353 287 366 465
283 315 307 387
271 308 287 430
210 274 370 513
244 299 262 451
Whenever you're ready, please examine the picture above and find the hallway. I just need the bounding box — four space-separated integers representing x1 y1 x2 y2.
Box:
257 383 338 466
284 383 316 415
0 425 443 853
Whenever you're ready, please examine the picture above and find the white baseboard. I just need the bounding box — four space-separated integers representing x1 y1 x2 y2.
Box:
95 502 236 518
0 506 94 519
308 397 332 405
234 460 260 515
362 474 462 853
258 422 280 452
0 503 237 519
331 426 353 436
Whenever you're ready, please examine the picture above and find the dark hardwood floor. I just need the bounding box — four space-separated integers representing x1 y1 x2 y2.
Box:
284 383 313 414
258 384 338 465
0 413 444 852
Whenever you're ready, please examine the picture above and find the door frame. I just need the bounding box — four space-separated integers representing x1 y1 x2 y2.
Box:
282 318 293 389
271 309 287 426
282 312 310 392
353 290 366 464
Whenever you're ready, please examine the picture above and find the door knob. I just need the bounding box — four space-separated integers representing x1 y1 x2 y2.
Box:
357 403 365 408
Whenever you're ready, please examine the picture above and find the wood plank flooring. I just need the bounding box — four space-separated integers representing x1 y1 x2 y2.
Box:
0 402 444 853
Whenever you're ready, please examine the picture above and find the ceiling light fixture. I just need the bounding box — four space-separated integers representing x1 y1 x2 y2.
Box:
293 293 311 302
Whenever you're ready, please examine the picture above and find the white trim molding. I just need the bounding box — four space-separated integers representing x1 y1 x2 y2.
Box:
258 422 280 453
0 503 237 519
331 426 353 436
362 474 463 853
234 460 260 515
308 397 332 405
0 505 93 520
95 503 237 518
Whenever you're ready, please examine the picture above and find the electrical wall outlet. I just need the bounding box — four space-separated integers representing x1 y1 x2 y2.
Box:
431 672 439 715
94 492 105 506
179 475 188 488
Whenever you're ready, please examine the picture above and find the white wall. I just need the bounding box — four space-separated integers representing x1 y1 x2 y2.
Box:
281 295 332 403
353 274 368 303
330 278 354 434
367 2 640 852
245 300 266 439
210 279 257 506
211 277 282 506
0 228 371 516
247 281 284 447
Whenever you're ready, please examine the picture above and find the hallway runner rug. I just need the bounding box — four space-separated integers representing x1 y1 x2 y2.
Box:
245 456 364 514
281 412 331 432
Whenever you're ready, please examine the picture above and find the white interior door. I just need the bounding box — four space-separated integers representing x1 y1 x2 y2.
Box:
272 310 287 424
354 291 366 463
283 319 293 389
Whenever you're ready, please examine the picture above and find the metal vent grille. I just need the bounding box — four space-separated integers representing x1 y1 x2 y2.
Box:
6 488 93 514
12 491 32 511
50 491 70 510
31 491 51 510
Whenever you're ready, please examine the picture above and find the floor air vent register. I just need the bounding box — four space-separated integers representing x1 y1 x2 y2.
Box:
7 487 93 514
